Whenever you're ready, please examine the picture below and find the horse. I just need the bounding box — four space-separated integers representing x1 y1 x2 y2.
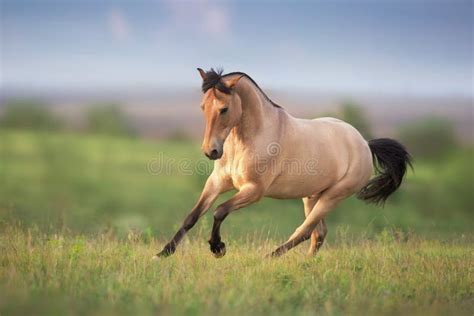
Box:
155 68 412 258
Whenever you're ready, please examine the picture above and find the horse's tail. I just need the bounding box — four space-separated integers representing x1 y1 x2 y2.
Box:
357 138 412 205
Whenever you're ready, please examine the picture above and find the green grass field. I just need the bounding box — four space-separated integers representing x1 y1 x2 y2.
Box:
1 227 472 315
0 130 473 315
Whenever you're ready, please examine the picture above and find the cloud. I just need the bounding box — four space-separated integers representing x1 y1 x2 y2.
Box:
107 8 131 41
159 0 231 39
203 5 230 36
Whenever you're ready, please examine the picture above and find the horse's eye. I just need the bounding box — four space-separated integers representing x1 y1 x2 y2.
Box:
219 107 228 115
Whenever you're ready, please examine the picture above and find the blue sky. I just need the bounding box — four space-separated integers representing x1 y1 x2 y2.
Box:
1 0 472 96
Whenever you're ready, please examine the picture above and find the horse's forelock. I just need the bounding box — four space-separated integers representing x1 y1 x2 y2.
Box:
201 68 231 94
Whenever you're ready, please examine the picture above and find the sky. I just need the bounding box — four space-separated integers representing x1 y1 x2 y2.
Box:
1 0 473 96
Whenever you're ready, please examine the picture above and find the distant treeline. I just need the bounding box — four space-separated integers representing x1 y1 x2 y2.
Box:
0 100 136 137
0 99 464 159
319 100 460 160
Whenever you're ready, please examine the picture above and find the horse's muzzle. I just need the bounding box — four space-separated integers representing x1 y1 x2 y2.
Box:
205 149 222 160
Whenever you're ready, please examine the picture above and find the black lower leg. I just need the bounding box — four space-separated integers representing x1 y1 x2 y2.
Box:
156 211 200 257
208 219 226 257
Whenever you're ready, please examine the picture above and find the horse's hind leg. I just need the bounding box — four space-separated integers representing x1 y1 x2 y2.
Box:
312 219 328 254
303 197 328 255
270 177 362 258
270 197 337 257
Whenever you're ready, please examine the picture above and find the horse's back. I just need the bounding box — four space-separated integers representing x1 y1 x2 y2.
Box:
293 116 369 155
305 116 372 171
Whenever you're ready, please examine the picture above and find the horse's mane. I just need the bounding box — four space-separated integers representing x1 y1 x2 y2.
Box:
201 68 282 108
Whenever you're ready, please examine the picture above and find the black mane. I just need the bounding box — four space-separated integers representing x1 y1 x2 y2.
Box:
201 68 282 108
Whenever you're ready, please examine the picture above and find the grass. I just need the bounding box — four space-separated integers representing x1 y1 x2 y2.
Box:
1 226 472 315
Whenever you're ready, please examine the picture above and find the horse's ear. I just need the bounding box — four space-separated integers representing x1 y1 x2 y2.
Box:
223 74 244 89
197 68 207 80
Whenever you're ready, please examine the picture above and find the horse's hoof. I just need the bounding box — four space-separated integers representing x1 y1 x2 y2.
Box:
266 249 283 258
155 245 175 258
213 247 226 258
209 241 226 258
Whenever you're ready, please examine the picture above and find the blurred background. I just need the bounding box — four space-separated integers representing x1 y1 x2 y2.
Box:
0 0 472 240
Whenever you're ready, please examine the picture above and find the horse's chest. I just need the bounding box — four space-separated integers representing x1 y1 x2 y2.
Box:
229 163 248 189
219 158 252 190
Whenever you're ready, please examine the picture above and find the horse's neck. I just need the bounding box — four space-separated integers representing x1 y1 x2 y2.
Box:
231 78 281 144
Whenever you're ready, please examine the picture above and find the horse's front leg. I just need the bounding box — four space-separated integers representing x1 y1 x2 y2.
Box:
154 176 222 258
209 184 263 258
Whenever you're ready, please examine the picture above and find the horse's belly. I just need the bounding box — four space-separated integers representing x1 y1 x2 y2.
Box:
264 173 332 199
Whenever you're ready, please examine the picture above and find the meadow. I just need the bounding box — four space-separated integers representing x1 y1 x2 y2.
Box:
0 130 473 315
1 226 472 315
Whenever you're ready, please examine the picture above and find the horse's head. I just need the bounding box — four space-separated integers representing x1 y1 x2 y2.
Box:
198 68 243 160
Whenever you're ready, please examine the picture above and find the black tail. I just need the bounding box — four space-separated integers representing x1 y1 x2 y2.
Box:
357 138 412 205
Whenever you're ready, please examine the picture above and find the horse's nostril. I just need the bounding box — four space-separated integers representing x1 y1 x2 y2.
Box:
205 149 221 160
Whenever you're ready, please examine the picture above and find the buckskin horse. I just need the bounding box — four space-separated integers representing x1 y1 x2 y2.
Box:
155 68 412 258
